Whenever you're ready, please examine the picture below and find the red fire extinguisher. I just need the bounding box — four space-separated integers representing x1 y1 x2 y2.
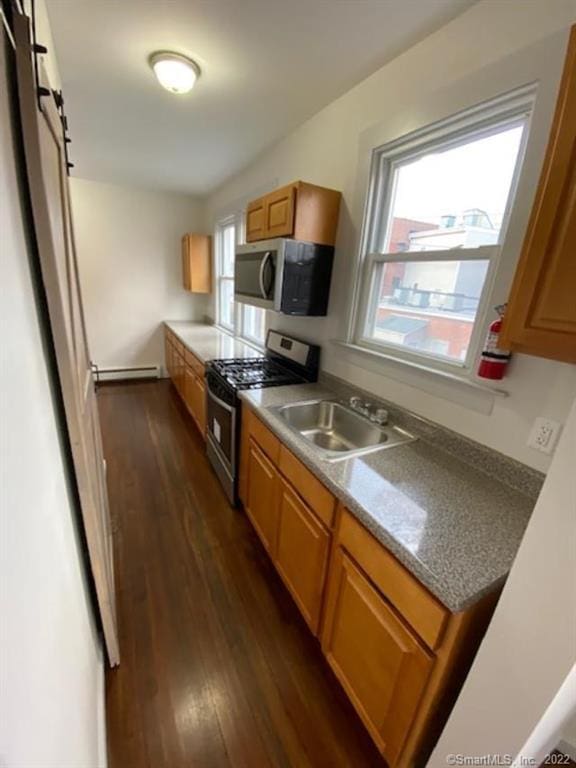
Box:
478 305 511 380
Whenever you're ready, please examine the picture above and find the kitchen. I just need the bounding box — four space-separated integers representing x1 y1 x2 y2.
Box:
1 1 575 767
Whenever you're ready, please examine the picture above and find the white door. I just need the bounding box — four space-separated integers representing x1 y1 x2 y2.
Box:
14 11 120 665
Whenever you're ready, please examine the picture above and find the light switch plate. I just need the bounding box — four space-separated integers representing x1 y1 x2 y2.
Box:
527 417 562 454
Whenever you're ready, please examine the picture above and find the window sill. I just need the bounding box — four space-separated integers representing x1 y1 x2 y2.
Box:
332 340 509 397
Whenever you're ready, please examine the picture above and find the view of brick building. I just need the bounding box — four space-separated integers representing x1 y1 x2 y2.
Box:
375 211 496 361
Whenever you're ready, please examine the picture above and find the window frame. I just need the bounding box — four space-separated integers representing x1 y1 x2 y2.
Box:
214 215 236 333
214 212 267 348
349 85 535 379
238 304 267 348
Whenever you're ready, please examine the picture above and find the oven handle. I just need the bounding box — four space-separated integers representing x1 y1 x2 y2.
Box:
259 251 272 299
207 386 235 414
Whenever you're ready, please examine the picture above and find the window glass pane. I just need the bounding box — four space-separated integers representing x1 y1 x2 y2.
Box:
219 278 235 328
366 259 490 363
221 224 235 277
242 305 266 344
384 124 524 252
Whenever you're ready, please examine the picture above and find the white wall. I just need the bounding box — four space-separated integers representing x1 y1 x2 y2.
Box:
0 38 105 768
428 395 576 765
205 0 576 472
560 709 576 759
70 177 206 371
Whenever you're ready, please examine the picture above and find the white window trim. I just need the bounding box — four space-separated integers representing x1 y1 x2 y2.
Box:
347 84 536 385
214 215 236 333
214 212 268 348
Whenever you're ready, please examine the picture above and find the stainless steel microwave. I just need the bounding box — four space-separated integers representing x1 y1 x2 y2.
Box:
234 238 334 316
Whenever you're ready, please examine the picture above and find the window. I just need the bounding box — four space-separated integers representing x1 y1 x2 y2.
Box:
353 90 532 374
215 219 236 331
215 214 267 346
239 304 267 346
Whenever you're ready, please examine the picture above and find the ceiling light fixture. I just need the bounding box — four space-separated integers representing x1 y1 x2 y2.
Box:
149 51 200 95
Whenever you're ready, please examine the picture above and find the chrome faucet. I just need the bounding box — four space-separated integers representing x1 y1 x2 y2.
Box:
370 407 389 426
348 395 388 425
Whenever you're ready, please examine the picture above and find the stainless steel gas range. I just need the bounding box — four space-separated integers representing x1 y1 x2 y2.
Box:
205 330 320 504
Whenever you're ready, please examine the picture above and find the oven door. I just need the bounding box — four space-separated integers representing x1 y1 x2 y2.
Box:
206 382 237 503
234 240 280 310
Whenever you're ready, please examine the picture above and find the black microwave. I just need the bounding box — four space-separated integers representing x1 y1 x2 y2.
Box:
234 238 334 316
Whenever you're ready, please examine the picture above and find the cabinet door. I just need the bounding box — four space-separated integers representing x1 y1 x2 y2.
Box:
191 374 206 435
184 367 198 421
245 439 279 555
322 550 433 765
246 197 267 242
275 479 330 634
165 336 172 378
265 184 296 238
181 236 192 290
176 351 185 397
500 26 576 363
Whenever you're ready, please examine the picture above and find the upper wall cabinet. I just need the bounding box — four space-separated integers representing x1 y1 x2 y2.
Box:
501 26 576 364
246 181 342 246
182 233 212 294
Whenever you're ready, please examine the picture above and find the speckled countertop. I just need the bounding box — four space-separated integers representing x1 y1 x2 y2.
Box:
165 321 262 363
240 383 539 613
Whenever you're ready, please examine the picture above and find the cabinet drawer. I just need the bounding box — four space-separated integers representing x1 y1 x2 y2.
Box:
184 348 204 379
338 510 448 650
246 410 280 465
279 446 335 529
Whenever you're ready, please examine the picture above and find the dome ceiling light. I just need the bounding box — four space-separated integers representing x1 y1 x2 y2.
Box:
149 51 201 95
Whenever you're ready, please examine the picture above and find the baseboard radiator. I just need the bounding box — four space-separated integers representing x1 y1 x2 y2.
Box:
93 365 161 384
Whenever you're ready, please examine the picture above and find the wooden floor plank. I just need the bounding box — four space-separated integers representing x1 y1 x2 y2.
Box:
99 380 383 768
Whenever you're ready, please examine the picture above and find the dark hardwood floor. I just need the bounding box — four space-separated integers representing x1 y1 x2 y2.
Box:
99 380 383 768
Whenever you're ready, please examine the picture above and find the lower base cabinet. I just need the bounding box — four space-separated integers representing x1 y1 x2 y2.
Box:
165 329 206 438
185 367 206 434
245 439 279 555
276 478 331 634
240 406 499 767
322 549 433 765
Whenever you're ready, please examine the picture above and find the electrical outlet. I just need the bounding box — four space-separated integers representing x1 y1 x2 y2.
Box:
527 417 562 455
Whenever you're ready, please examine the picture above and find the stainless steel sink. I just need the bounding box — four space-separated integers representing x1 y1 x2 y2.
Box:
271 399 415 460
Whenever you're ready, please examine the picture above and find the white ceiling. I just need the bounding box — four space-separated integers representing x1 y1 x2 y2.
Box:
46 0 475 196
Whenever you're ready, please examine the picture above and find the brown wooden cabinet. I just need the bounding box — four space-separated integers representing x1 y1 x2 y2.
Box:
245 439 279 555
239 404 500 766
501 26 576 363
245 181 341 246
275 478 331 634
322 548 433 765
246 198 267 242
164 328 206 438
190 375 206 434
265 184 296 238
181 233 212 294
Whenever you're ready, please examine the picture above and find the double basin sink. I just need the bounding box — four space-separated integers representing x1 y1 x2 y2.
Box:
270 399 416 461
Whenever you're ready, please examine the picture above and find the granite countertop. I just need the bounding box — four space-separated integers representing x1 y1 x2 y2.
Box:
240 383 538 613
165 321 262 363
